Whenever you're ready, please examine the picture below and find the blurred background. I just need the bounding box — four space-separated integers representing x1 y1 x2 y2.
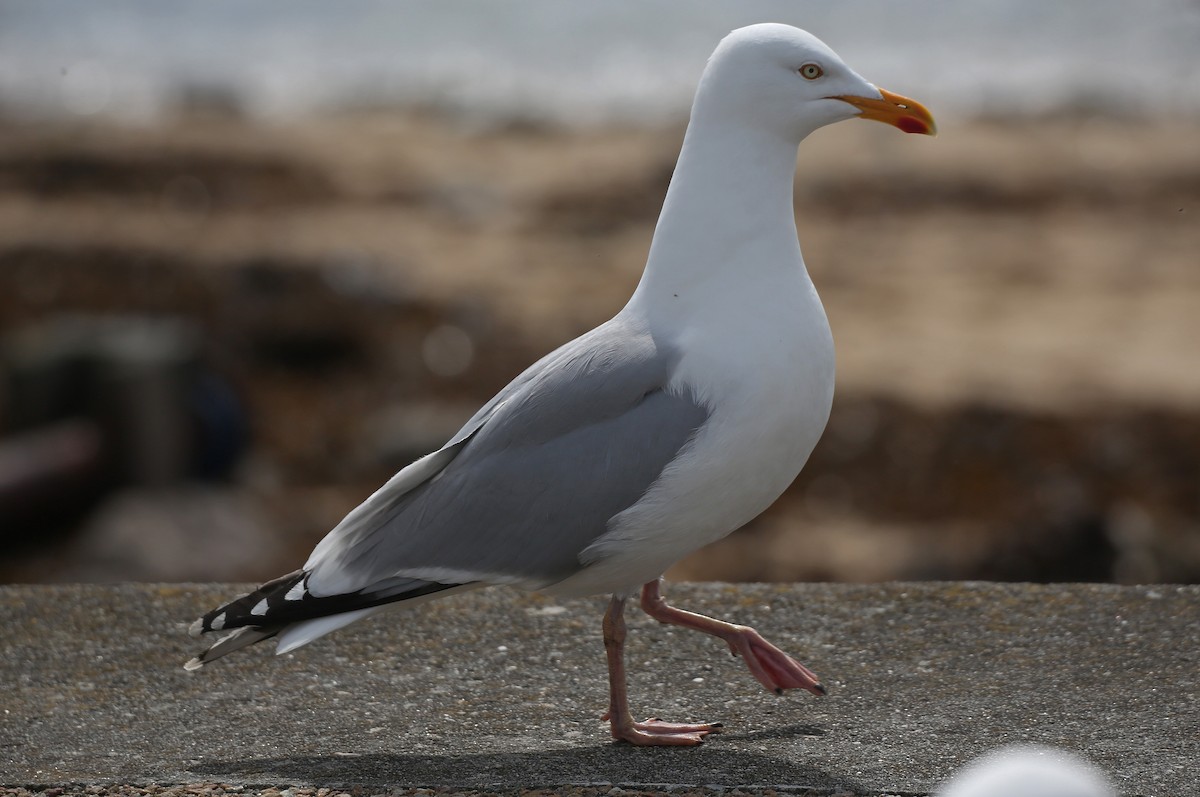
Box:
2 1 1198 585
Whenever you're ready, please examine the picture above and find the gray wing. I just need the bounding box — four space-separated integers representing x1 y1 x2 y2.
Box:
305 312 709 596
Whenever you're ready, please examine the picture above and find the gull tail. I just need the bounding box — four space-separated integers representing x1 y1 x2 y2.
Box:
185 570 472 670
184 626 279 671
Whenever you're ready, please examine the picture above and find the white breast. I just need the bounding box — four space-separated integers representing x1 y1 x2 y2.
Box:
550 267 835 598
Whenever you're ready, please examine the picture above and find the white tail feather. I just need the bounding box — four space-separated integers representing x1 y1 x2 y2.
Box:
273 583 483 655
274 606 386 655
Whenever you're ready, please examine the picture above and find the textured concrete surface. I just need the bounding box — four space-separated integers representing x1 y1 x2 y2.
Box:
1 582 1197 796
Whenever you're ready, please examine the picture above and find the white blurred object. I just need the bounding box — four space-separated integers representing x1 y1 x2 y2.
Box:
940 745 1116 797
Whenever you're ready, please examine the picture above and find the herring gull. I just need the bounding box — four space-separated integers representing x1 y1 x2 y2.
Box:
186 22 935 746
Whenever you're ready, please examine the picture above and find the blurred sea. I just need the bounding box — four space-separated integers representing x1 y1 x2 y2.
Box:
1 0 1199 125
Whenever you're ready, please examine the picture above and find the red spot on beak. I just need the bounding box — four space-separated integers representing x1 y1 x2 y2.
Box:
897 115 931 134
897 116 930 135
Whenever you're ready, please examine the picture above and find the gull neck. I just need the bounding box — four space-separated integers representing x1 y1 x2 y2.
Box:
628 115 806 316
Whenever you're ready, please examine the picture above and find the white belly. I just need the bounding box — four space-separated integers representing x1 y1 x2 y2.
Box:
548 281 835 598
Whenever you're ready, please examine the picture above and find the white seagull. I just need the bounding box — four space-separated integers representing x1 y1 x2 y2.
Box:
187 23 935 746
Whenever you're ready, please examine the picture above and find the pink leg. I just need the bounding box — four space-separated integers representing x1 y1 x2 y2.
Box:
640 578 826 697
602 594 722 746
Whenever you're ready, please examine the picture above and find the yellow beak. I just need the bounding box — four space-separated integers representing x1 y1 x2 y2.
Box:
832 87 937 136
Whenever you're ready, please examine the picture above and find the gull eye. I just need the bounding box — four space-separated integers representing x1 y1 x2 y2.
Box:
798 63 824 80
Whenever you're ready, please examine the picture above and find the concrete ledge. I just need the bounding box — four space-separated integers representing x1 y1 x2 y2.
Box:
2 582 1197 796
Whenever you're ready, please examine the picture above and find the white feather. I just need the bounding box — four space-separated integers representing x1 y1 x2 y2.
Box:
275 607 386 655
273 583 484 655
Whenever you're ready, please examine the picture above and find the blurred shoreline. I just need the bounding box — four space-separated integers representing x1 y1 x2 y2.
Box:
2 109 1198 584
4 2 1199 123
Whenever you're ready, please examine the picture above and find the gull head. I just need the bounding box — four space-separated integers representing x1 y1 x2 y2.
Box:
696 23 936 141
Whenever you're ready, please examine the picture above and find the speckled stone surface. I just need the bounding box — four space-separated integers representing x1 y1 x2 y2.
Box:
1 583 1197 796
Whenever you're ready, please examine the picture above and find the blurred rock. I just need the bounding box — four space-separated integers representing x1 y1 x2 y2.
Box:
0 419 106 548
0 148 338 209
2 314 248 487
55 486 281 582
0 315 250 553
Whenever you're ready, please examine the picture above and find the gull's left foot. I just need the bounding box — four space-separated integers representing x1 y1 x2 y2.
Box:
723 624 826 696
639 579 826 697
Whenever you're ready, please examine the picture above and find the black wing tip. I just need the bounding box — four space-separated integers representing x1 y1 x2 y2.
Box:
191 569 306 636
190 572 469 642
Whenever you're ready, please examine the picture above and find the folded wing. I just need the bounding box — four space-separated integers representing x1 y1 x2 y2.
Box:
187 312 708 666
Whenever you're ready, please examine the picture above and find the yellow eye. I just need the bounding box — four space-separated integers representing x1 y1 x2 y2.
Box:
799 63 823 80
